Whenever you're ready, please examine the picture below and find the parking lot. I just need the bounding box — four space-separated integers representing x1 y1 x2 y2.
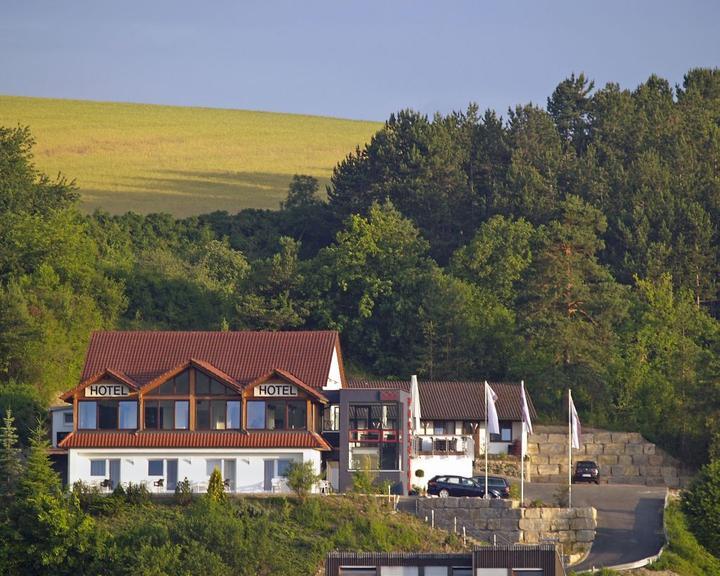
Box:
523 482 666 570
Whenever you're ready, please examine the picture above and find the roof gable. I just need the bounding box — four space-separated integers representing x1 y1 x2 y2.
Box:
60 368 138 401
246 369 328 403
81 331 340 391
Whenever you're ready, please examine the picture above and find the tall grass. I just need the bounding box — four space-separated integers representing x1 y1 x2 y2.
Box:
0 95 381 216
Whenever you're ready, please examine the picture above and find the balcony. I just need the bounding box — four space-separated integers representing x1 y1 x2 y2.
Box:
413 434 474 457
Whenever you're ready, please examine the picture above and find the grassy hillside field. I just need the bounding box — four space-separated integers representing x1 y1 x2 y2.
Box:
0 95 381 216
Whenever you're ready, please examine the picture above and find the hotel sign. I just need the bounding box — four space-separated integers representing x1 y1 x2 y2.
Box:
85 383 131 398
255 383 299 397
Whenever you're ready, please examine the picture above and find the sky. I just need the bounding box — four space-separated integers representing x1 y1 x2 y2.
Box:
1 0 719 121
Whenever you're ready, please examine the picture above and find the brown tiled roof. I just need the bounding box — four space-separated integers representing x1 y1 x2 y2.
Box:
81 331 340 390
347 379 538 421
59 430 331 450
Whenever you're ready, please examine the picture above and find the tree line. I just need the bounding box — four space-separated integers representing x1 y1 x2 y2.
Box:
1 68 719 466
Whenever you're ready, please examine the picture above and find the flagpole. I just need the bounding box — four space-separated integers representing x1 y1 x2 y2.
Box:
568 389 572 510
520 380 525 508
484 382 489 499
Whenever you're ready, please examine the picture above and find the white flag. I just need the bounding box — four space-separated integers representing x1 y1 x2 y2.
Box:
485 381 500 435
570 392 582 450
520 380 533 436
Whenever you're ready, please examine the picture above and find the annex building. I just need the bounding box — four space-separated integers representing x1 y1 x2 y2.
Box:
53 331 535 495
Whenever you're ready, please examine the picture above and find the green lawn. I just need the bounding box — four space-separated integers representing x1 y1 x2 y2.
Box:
0 95 381 216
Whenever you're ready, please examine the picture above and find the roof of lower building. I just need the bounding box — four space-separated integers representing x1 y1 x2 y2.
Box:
347 379 538 421
80 331 341 391
59 430 331 450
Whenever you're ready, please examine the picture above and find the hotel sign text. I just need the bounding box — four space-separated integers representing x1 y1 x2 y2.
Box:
255 383 299 397
86 383 131 398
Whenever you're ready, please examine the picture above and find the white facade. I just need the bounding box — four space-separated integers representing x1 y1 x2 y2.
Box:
325 346 342 390
51 407 73 448
68 448 321 493
410 454 473 491
476 421 525 455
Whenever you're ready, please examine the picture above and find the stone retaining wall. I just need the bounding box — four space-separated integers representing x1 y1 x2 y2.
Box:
527 426 692 487
416 498 595 555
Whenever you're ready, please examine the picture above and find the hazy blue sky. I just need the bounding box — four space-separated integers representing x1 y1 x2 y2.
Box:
1 1 718 121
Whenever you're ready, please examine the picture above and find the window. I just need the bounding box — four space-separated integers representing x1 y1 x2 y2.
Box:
90 459 106 476
206 459 222 476
246 400 306 431
227 401 241 429
195 370 233 395
380 568 419 575
56 431 70 444
266 401 285 430
148 460 164 476
149 371 190 395
512 571 544 576
349 403 401 470
277 459 292 477
98 400 119 429
247 401 265 429
175 401 189 430
196 400 241 430
63 412 73 425
323 405 340 431
79 402 96 429
490 421 513 443
145 400 179 430
287 402 306 430
118 401 138 429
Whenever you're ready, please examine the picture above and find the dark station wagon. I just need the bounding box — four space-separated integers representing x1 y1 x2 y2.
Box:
471 475 511 498
573 460 600 484
427 475 501 498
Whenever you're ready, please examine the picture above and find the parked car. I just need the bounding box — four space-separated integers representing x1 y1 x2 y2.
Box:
573 460 600 484
471 475 511 499
426 475 501 498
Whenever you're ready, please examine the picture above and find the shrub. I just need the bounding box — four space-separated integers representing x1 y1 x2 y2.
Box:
72 480 103 511
174 477 192 506
682 459 720 557
124 482 151 505
206 467 225 503
509 483 520 501
283 461 320 501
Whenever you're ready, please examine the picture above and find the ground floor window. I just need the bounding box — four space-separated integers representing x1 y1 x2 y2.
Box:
148 459 164 476
205 458 237 490
90 459 106 476
490 421 513 442
349 442 399 471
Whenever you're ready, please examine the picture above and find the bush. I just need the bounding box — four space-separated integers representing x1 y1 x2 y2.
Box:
174 477 192 506
283 461 320 501
681 459 720 557
124 482 151 505
206 467 225 503
351 458 378 494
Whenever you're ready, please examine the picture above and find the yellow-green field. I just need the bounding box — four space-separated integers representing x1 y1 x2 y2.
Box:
0 95 381 216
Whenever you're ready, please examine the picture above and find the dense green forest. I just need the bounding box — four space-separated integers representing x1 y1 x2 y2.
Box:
1 68 720 467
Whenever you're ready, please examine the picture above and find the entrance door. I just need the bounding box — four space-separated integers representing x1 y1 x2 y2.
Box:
264 459 275 491
166 459 178 491
223 459 236 492
109 459 121 489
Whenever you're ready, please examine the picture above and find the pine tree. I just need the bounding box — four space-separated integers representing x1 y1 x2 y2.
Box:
0 409 22 513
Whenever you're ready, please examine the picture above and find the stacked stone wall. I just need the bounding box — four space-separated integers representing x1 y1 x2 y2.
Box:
416 498 595 556
527 426 692 486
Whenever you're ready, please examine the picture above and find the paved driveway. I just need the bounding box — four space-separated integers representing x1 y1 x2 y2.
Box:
523 483 666 571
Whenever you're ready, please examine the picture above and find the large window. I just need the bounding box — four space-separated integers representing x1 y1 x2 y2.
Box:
144 400 175 430
349 403 401 470
118 401 138 429
196 400 241 430
246 401 306 430
78 400 137 430
78 402 97 429
349 404 397 430
175 400 189 429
